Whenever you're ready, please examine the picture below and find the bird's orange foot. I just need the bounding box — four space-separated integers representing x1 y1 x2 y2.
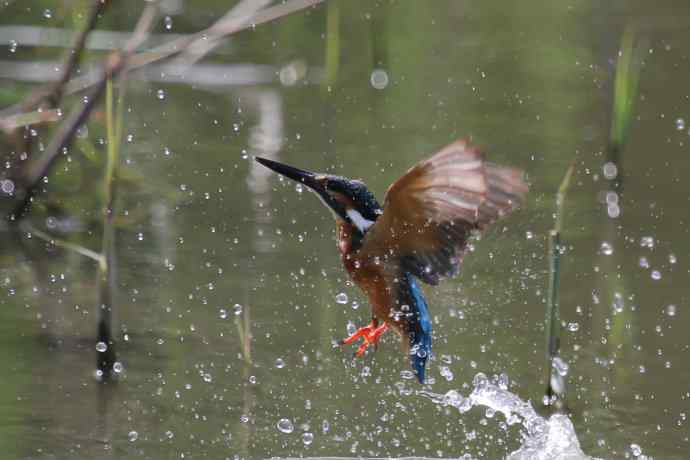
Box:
339 322 388 357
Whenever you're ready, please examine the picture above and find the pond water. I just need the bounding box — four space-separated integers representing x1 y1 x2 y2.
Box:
1 1 689 458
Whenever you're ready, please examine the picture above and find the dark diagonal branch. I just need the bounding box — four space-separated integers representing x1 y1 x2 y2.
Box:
8 5 157 220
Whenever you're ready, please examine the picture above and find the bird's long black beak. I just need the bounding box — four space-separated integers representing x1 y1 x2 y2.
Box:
255 156 322 189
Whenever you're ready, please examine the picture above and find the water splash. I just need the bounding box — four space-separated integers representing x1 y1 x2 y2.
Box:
418 373 596 460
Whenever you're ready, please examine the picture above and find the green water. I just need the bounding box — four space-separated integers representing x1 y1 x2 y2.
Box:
1 1 690 458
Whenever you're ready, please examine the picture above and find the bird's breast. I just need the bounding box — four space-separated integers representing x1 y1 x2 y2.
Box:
336 220 399 328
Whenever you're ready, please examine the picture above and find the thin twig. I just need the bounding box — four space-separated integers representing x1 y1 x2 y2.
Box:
16 0 110 114
0 108 60 133
8 4 157 221
19 221 105 268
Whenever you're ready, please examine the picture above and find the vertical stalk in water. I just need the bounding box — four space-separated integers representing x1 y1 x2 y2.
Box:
544 164 574 406
96 78 120 378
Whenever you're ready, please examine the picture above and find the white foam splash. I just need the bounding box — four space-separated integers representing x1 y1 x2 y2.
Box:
418 373 595 460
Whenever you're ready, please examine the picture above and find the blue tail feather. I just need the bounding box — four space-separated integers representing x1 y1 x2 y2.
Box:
401 273 432 383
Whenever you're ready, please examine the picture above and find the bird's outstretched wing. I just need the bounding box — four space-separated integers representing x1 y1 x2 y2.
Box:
360 139 528 285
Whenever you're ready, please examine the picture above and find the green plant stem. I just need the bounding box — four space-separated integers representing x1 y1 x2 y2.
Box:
544 163 574 406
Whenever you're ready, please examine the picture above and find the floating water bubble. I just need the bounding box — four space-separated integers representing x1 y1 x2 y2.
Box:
567 322 580 332
137 232 144 241
233 303 243 315
525 231 534 240
164 16 173 30
156 89 166 100
665 304 677 317
351 300 360 310
128 431 139 442
96 341 108 352
8 40 17 53
346 321 357 336
275 358 285 369
600 241 613 255
651 270 662 280
669 253 677 264
295 183 304 194
113 361 124 373
335 292 348 304
276 418 294 434
639 256 650 268
675 118 685 131
43 9 52 18
219 308 228 319
370 68 389 90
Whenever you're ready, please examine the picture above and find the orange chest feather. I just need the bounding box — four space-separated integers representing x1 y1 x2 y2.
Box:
336 221 395 324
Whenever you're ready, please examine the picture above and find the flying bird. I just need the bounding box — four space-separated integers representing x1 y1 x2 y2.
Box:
256 140 527 383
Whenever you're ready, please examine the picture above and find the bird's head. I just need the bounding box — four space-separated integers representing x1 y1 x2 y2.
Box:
256 156 382 235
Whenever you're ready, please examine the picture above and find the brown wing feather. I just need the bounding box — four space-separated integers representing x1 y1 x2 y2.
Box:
360 139 528 285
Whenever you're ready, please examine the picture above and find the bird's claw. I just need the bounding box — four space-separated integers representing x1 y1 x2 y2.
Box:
340 322 388 357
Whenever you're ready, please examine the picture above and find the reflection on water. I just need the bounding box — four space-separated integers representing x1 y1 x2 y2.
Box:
1 0 690 459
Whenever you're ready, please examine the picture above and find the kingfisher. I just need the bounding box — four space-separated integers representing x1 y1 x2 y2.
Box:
256 140 527 383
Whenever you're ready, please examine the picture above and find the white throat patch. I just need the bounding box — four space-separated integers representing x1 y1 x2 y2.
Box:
346 209 375 233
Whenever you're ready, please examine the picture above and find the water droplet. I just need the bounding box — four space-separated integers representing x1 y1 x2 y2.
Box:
669 253 677 264
233 303 243 315
651 270 662 280
525 231 534 240
165 430 174 439
351 300 359 310
640 236 655 249
639 256 650 268
600 241 613 255
277 418 294 434
439 366 454 381
607 202 620 218
335 292 348 304
8 40 17 53
275 358 285 369
156 89 166 100
113 361 124 373
552 356 569 376
43 9 52 18
96 341 108 352
128 431 139 442
163 146 171 156
602 162 618 180
164 16 173 30
675 118 685 131
219 309 228 319
302 432 314 445
567 322 580 332
370 68 389 90
639 365 646 374
1 179 15 195
665 304 677 317
137 232 144 241
295 184 303 194
630 443 642 457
